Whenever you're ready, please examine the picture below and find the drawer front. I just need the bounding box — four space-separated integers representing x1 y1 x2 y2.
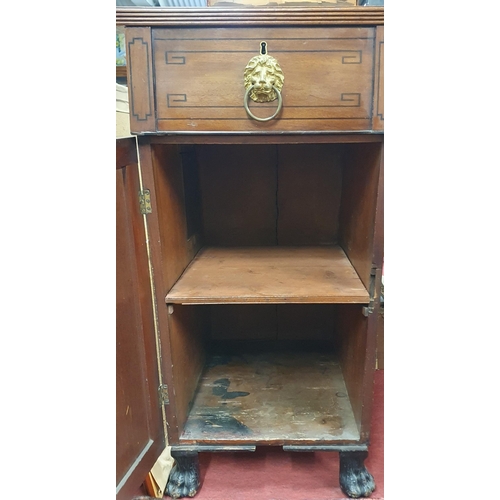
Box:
153 27 375 133
129 27 378 133
128 27 378 132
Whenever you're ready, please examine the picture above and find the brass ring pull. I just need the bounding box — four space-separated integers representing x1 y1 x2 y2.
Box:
244 85 283 122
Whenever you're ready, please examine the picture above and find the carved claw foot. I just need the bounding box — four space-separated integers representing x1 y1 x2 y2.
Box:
339 451 375 498
166 451 200 499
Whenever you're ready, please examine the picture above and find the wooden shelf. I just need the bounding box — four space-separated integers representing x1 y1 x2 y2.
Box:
180 351 360 444
166 246 369 304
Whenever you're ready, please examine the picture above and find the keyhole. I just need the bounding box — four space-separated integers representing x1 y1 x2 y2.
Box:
260 41 267 55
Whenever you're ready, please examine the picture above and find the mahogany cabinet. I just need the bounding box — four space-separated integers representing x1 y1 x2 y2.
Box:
116 7 383 499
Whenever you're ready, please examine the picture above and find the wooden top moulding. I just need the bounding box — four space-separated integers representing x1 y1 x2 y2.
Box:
116 7 384 26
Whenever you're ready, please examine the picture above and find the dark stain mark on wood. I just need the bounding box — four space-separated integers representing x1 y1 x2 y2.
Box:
184 412 253 436
180 351 360 442
212 378 250 400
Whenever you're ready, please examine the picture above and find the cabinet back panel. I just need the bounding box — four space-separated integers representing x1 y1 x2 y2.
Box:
210 304 336 342
198 144 278 246
277 304 336 341
180 146 203 240
277 144 342 245
197 144 342 246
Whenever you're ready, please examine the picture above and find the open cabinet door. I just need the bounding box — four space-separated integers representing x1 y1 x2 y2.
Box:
116 137 165 499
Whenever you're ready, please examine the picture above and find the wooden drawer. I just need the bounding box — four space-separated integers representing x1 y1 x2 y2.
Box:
126 26 383 133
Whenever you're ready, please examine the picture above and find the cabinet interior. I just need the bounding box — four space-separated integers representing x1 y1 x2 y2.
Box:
150 139 382 444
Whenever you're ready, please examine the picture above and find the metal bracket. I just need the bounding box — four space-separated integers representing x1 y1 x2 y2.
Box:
139 189 152 215
362 304 375 317
158 384 169 405
362 267 378 317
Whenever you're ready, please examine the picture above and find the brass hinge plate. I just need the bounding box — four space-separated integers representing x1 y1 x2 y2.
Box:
139 189 152 215
158 384 169 406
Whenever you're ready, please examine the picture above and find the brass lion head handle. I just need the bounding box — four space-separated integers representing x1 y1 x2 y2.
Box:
243 42 284 122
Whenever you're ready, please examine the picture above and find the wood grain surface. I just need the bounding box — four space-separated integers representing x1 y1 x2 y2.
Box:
166 246 369 304
116 139 164 497
197 143 343 246
197 144 278 246
209 304 336 342
372 26 384 131
153 27 375 132
167 305 208 432
276 144 342 245
150 135 383 145
150 144 202 291
180 351 360 444
125 27 156 133
338 142 382 289
117 7 384 27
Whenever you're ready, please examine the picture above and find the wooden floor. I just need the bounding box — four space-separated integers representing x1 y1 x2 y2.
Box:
180 351 360 444
166 246 369 304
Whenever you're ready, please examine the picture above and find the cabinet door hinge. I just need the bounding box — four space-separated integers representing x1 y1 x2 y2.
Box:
158 384 170 406
139 189 152 215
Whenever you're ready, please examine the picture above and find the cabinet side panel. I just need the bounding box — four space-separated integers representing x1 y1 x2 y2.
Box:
335 304 368 436
335 301 378 440
167 306 208 435
338 142 382 289
151 144 202 291
125 27 156 133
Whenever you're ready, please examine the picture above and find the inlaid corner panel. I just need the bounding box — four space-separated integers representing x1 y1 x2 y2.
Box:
125 27 156 133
